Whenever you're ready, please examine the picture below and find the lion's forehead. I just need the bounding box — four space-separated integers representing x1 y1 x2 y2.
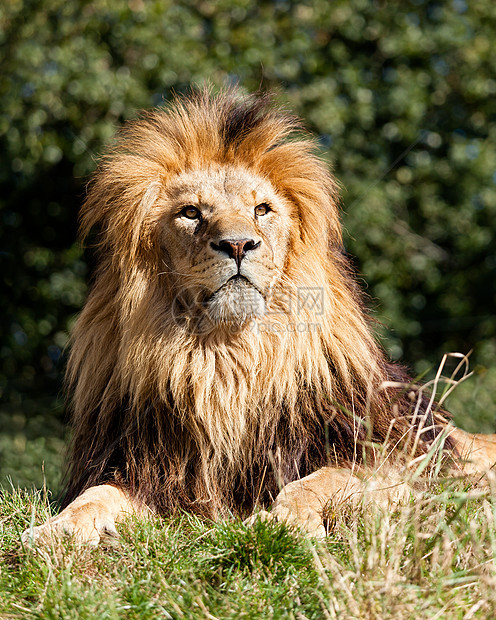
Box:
165 166 276 209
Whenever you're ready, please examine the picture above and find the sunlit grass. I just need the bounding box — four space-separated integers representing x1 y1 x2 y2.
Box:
3 357 496 617
2 474 496 619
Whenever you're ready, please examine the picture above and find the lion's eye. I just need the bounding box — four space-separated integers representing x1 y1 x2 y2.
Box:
254 203 271 217
180 206 201 220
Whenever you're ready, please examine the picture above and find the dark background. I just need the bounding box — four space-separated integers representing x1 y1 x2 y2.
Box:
1 0 495 492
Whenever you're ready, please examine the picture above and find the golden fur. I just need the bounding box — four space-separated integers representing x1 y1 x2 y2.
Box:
22 88 496 545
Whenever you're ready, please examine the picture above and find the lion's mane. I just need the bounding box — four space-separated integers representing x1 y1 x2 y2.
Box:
63 89 452 516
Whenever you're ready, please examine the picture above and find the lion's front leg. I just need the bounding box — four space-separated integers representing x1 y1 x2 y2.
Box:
257 467 409 539
448 426 496 475
22 484 143 547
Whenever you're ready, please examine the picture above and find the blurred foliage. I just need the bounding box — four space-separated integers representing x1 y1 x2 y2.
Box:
1 0 495 486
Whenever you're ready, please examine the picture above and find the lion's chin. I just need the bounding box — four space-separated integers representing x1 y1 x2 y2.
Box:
207 277 265 326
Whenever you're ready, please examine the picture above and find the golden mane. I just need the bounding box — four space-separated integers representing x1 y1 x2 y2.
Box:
63 89 453 517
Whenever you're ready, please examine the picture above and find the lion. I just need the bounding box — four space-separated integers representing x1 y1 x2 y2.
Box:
23 88 496 545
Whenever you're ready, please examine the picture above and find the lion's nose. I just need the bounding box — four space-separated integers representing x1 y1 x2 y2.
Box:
210 238 261 269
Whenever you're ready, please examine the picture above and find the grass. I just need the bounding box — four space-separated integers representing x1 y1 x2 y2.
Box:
2 476 496 619
2 356 495 618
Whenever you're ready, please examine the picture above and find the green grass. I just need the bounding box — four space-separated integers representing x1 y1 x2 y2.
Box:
3 479 496 619
2 361 496 618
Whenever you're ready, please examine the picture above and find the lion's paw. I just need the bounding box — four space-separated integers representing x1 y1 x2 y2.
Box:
246 507 326 540
22 507 119 547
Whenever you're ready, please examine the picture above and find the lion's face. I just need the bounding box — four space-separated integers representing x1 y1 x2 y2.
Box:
160 166 293 327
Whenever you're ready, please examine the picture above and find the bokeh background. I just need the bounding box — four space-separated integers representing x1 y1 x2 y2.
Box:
1 0 495 493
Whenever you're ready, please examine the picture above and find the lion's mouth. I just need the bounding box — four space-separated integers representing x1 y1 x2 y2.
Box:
207 275 266 325
207 274 262 299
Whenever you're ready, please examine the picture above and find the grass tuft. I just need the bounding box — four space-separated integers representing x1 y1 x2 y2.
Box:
3 476 496 618
195 518 313 580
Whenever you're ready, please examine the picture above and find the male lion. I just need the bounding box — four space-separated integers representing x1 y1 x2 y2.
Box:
23 89 496 545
